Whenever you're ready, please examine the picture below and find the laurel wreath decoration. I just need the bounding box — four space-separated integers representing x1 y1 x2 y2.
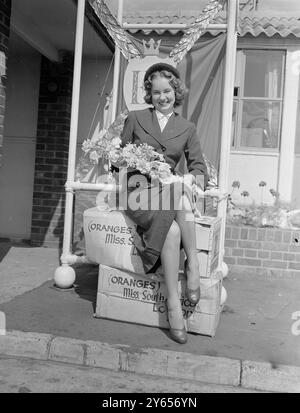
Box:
90 0 225 62
90 0 141 60
170 0 226 63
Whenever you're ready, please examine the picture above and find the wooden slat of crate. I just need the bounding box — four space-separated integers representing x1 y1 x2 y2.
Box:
197 250 219 278
83 207 144 274
186 308 221 336
195 216 222 251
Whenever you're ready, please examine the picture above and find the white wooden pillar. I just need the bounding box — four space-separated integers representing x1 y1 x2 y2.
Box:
277 48 300 203
217 0 238 267
110 0 124 123
54 0 85 288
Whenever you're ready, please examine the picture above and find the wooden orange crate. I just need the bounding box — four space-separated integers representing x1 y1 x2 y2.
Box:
95 264 222 337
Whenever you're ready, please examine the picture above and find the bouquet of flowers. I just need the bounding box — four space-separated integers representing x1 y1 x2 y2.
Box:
117 142 172 181
77 111 173 182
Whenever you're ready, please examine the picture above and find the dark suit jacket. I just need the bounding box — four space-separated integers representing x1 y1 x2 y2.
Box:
121 107 208 189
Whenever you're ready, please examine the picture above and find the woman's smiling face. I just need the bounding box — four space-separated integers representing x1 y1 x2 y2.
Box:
151 75 175 115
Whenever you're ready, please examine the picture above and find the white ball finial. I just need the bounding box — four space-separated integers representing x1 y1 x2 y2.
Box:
54 266 76 289
220 261 229 279
221 286 227 306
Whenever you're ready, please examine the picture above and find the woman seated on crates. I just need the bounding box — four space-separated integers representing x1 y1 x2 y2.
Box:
119 63 208 344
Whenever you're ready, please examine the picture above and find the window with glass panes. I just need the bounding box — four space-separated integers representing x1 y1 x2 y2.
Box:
231 49 286 151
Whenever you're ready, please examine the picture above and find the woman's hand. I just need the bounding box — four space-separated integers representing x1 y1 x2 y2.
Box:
110 159 127 168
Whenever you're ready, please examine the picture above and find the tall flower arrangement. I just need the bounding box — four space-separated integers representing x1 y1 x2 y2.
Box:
81 129 121 164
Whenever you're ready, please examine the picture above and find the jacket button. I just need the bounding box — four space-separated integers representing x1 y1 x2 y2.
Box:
162 147 166 152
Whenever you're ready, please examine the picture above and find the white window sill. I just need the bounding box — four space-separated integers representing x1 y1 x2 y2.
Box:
230 150 279 157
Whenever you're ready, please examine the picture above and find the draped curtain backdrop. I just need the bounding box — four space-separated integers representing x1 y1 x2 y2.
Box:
117 33 226 172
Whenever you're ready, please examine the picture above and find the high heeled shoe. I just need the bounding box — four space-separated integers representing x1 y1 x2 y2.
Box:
167 305 187 344
184 259 201 305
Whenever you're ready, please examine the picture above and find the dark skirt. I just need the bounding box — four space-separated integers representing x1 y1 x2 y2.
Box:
117 171 192 274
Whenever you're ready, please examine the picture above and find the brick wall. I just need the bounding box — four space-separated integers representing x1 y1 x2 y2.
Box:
31 54 73 247
225 224 300 277
0 0 11 166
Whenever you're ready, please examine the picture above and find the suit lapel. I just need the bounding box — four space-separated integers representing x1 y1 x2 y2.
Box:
135 108 190 144
135 108 164 146
162 112 190 141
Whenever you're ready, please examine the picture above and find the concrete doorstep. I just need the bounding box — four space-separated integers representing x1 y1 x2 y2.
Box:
0 330 300 393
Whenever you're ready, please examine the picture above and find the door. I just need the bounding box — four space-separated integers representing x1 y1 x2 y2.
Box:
0 34 41 240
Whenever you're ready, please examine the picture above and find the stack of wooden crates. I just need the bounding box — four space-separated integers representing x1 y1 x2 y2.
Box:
95 216 223 336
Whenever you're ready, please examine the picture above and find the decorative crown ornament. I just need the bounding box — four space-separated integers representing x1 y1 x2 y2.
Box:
142 39 161 56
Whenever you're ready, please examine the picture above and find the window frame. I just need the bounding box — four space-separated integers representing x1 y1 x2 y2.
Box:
295 80 300 155
231 48 286 153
